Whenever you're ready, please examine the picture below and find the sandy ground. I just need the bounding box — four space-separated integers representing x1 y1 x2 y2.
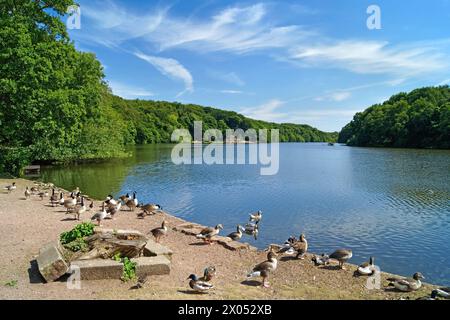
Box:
0 178 438 300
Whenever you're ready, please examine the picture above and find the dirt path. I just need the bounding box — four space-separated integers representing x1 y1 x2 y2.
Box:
0 179 437 300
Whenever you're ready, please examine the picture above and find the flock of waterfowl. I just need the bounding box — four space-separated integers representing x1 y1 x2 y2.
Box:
3 181 450 299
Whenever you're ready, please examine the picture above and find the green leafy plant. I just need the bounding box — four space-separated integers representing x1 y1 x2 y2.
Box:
60 222 95 245
121 257 137 282
112 253 137 281
63 238 89 252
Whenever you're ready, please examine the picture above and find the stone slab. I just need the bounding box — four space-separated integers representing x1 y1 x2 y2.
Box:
71 256 171 280
36 242 69 282
144 240 173 260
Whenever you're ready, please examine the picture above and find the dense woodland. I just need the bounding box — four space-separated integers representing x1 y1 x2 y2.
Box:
339 86 450 149
0 0 336 175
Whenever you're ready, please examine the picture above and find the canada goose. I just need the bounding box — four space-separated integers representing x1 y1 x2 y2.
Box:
199 266 217 282
105 195 117 206
24 187 31 199
89 200 94 211
140 203 162 215
69 197 86 221
49 189 59 206
64 193 77 213
227 225 243 241
329 249 353 270
357 257 376 276
387 273 425 292
30 186 39 194
247 251 278 288
187 274 214 293
149 220 168 243
249 210 263 222
91 203 108 226
125 193 138 211
278 234 308 259
119 193 130 203
4 182 16 193
196 224 223 244
58 192 65 206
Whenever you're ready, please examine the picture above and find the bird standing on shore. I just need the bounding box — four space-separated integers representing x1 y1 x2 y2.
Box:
24 187 31 199
196 224 223 244
91 202 108 226
49 189 59 206
64 193 77 213
227 225 243 241
199 266 217 282
247 251 278 288
278 234 308 259
329 249 353 270
187 274 214 293
387 272 425 292
149 220 168 243
4 182 16 193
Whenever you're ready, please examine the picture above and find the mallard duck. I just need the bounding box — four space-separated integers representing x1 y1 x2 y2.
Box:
434 288 450 299
187 274 214 293
242 222 259 240
329 249 353 270
140 203 162 215
249 210 263 222
150 220 168 243
199 266 217 282
196 224 223 244
247 251 278 288
357 257 376 275
24 187 31 199
278 234 308 259
227 225 243 241
4 182 16 193
312 253 330 266
91 202 109 226
387 273 425 292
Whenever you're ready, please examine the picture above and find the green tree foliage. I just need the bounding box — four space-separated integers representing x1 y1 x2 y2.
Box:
109 95 338 144
339 86 450 149
0 0 127 174
0 0 336 175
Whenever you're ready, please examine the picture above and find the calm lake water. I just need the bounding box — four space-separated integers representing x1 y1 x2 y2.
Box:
40 143 450 285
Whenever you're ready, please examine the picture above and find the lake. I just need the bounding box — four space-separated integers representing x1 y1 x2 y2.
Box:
40 143 450 286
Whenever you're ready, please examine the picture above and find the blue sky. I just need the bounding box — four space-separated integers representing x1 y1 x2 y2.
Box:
67 0 450 132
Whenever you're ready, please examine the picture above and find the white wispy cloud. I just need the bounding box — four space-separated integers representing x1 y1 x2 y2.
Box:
220 90 244 94
240 99 287 122
80 1 167 47
290 40 447 77
134 52 194 97
240 99 360 127
437 79 450 86
208 71 246 87
315 91 352 102
108 81 154 99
